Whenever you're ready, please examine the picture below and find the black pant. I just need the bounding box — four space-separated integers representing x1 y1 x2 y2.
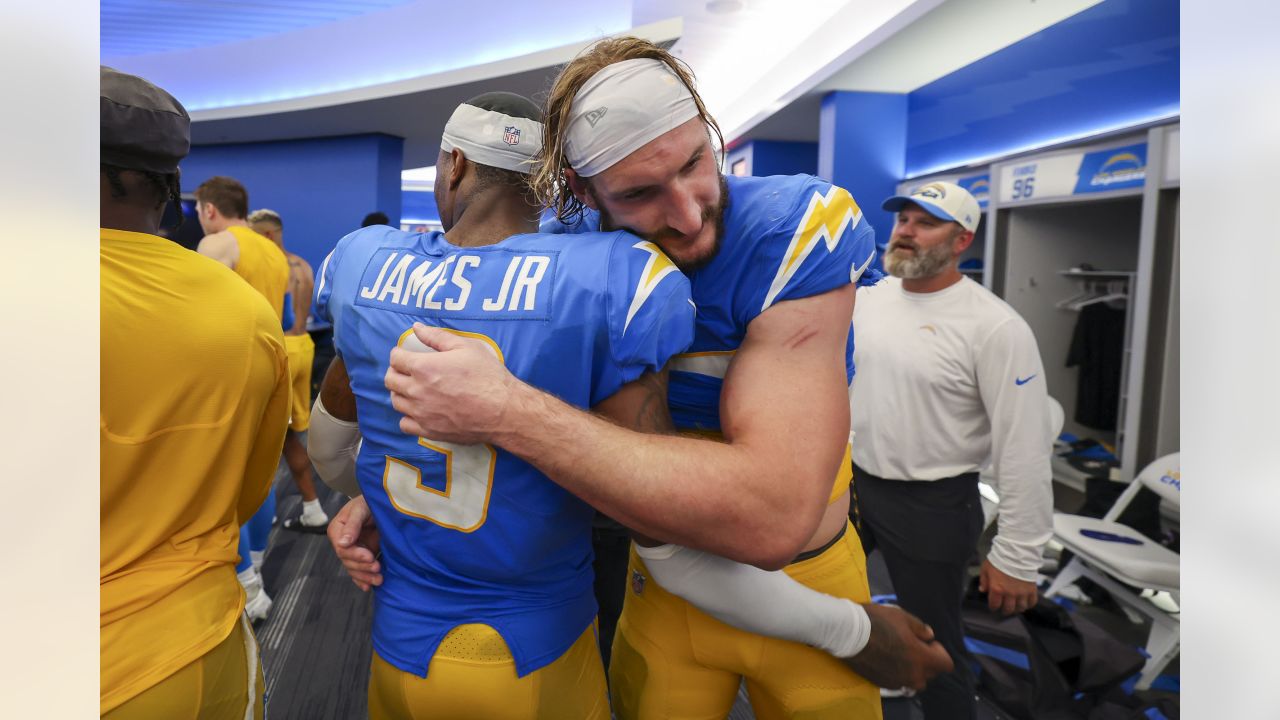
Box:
309 327 336 403
852 463 984 720
591 514 631 676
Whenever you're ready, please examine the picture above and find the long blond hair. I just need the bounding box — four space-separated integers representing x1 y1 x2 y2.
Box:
532 36 725 225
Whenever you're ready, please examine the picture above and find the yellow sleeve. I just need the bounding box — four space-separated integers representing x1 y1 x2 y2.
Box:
236 324 292 524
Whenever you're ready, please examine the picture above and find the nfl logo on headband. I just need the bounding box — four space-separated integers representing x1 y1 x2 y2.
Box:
441 102 541 174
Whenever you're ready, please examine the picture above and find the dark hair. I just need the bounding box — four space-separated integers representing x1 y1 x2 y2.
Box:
101 163 182 216
194 176 249 220
533 36 725 225
361 211 390 227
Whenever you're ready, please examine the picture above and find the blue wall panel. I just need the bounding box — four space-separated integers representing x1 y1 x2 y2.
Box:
906 0 1179 176
753 141 819 177
818 91 908 251
181 133 403 271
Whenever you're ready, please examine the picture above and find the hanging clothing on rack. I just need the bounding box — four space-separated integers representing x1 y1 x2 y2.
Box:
1066 302 1126 430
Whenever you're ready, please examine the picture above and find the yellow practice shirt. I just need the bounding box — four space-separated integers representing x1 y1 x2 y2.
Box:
227 225 290 321
100 228 290 714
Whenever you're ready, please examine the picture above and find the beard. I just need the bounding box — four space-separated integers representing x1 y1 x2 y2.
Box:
595 174 730 273
883 237 956 279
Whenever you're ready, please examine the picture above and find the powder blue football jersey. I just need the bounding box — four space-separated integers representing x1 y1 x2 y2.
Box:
541 174 881 433
314 225 693 677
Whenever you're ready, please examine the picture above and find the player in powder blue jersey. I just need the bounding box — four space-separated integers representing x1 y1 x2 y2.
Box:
376 39 954 720
307 93 693 719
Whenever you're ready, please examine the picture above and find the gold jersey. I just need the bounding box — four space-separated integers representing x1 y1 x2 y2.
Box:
100 228 290 713
228 225 290 321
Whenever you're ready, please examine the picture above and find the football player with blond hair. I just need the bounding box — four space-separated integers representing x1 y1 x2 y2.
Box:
369 37 954 718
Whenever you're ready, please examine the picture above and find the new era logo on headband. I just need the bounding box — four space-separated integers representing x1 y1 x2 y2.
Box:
585 107 608 128
503 126 521 146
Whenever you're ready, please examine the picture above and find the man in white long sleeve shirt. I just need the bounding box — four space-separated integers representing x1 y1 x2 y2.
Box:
849 181 1054 720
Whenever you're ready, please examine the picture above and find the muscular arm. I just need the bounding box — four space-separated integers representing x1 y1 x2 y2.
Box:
318 356 358 421
363 349 952 684
592 364 871 657
388 285 855 569
592 369 674 435
196 231 239 269
590 369 691 549
308 357 362 496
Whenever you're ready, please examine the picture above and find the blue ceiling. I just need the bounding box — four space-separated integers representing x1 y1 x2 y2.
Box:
101 0 415 57
905 0 1179 176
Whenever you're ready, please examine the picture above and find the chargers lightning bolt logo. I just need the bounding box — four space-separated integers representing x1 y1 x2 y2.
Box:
762 186 862 311
624 241 679 334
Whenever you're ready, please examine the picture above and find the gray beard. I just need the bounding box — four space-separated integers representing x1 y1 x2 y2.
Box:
884 241 955 279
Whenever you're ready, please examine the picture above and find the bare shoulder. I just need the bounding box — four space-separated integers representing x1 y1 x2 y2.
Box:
288 252 314 289
287 252 314 277
197 229 238 252
196 230 239 267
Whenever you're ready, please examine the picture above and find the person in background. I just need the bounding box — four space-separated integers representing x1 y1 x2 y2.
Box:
195 176 292 620
100 65 289 718
361 211 390 227
849 181 1055 719
248 208 330 532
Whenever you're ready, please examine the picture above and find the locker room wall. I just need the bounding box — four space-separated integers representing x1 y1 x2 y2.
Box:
181 133 404 271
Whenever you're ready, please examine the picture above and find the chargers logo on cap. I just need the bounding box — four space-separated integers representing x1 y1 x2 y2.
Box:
503 126 521 146
916 182 947 200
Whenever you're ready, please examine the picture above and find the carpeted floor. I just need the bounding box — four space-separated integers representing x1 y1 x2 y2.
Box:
255 465 374 720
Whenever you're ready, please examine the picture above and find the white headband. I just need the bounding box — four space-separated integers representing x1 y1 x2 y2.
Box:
564 58 701 178
440 104 542 174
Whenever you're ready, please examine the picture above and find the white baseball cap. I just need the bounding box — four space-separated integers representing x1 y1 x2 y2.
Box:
882 181 981 233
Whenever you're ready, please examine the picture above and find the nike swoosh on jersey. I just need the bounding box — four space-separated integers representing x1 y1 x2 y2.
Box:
1015 374 1036 386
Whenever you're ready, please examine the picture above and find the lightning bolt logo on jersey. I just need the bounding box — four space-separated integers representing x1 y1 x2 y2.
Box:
314 225 693 678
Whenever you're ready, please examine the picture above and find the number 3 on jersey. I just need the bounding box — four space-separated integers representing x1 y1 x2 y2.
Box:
382 328 502 532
